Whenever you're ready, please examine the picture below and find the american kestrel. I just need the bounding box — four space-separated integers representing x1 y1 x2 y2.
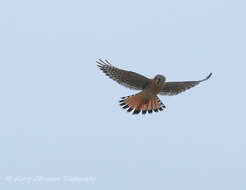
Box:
97 59 212 114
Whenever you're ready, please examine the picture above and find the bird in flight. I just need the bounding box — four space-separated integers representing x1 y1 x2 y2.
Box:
97 59 212 115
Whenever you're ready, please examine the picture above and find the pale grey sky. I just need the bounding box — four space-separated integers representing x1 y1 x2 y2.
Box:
0 0 246 189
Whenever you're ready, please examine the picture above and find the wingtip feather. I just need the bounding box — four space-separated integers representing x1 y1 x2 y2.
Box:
206 72 212 80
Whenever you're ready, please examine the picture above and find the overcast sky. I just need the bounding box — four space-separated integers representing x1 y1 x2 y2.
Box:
0 0 246 189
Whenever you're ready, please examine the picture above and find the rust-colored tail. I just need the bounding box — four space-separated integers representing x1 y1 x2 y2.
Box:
119 93 165 114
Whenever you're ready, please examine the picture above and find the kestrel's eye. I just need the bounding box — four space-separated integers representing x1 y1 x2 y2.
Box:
155 77 162 85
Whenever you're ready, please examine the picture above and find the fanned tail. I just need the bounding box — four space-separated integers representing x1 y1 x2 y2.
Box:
119 93 165 115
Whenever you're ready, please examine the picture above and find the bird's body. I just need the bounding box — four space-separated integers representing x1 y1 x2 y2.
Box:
97 59 212 115
142 79 164 98
118 78 166 114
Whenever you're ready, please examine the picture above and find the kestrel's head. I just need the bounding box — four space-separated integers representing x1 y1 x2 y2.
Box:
154 74 166 86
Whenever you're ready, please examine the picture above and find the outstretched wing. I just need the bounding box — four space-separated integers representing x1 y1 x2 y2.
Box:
97 59 151 90
159 73 212 96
